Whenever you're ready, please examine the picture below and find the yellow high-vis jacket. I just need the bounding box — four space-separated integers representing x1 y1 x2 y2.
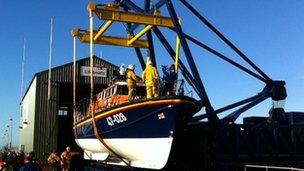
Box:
142 65 159 87
126 70 136 87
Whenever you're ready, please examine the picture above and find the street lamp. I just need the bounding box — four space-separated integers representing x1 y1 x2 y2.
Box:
9 118 13 148
2 135 6 146
6 126 10 149
6 118 13 149
5 119 13 149
4 132 8 148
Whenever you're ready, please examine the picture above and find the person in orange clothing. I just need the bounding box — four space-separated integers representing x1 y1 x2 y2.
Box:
48 152 60 171
142 57 159 98
60 147 72 171
126 64 137 101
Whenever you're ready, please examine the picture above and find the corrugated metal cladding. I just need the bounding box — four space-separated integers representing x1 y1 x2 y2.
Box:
31 56 119 163
38 56 119 84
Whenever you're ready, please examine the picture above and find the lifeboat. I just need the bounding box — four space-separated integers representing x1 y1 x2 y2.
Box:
73 81 201 169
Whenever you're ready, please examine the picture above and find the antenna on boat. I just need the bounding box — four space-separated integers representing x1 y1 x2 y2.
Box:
89 10 94 104
47 18 54 101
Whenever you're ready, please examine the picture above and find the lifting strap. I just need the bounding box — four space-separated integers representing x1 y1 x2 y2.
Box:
90 103 130 166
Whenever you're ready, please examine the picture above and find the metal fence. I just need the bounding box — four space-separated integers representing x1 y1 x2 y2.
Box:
244 165 304 171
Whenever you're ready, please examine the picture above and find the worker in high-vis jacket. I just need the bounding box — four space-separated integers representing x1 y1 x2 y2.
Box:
126 64 137 101
142 57 159 98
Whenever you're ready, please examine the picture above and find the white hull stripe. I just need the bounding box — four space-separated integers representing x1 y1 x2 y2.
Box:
75 138 173 170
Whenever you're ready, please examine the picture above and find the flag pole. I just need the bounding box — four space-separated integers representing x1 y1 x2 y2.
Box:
48 18 54 101
20 38 26 102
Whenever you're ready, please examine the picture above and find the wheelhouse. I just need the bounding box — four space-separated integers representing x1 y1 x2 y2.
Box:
96 81 146 101
75 81 147 122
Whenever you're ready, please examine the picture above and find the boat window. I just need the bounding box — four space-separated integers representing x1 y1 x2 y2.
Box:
58 106 68 116
116 85 128 95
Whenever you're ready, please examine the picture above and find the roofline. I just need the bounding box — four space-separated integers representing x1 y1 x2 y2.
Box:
20 75 37 104
21 56 118 102
35 55 118 76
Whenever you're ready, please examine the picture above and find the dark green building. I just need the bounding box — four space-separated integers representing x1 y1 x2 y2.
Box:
19 56 119 162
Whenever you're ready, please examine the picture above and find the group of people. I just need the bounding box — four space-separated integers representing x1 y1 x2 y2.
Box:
0 150 41 171
0 146 80 171
0 152 14 171
47 146 74 171
119 56 177 101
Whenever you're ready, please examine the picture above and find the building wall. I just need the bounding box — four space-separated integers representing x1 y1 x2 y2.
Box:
33 74 59 161
19 77 37 152
20 56 119 163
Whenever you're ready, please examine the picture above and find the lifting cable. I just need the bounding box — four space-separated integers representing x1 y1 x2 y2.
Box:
89 104 130 166
88 10 130 166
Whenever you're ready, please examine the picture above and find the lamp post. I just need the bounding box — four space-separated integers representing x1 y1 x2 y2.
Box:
4 131 8 148
6 126 10 149
9 118 13 149
2 135 5 149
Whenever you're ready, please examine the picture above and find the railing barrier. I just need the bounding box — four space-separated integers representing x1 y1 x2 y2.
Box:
244 165 304 171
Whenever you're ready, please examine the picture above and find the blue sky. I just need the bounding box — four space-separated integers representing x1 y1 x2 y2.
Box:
0 0 303 148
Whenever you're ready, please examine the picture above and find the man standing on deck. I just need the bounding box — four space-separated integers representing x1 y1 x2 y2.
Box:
142 57 159 98
162 64 177 95
126 64 137 101
119 64 126 80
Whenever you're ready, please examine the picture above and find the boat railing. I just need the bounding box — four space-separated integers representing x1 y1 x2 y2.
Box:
74 94 126 122
158 79 186 96
74 97 90 123
74 79 188 123
176 79 185 96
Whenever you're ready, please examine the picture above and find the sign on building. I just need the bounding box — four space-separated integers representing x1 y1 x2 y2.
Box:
80 66 107 77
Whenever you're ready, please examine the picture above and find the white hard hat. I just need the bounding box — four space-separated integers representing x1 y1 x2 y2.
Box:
147 60 152 65
128 64 135 70
146 56 152 65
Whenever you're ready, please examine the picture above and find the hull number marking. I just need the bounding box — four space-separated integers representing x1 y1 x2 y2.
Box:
106 113 127 126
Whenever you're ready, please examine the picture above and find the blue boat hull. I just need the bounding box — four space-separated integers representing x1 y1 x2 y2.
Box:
73 96 201 169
